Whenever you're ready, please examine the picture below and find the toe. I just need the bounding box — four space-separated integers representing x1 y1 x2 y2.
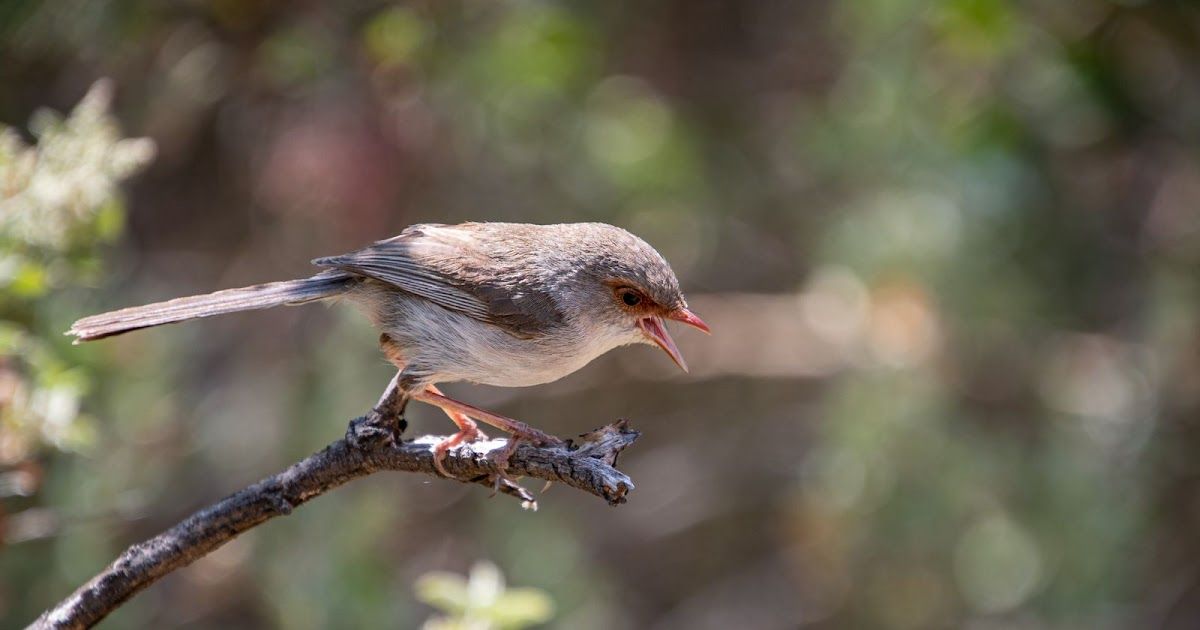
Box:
433 447 453 478
432 428 483 478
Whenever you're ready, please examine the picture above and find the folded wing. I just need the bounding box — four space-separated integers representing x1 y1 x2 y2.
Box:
313 223 563 338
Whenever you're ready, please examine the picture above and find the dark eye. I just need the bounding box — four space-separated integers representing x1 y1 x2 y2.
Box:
617 288 642 307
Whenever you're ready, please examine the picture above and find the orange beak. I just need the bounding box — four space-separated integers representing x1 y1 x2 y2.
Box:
637 307 711 372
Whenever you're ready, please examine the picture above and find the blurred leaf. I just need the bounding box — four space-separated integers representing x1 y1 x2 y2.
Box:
469 5 596 95
487 589 554 629
0 79 153 250
259 25 334 86
90 198 125 242
416 572 471 616
8 260 48 297
364 7 426 67
416 562 555 630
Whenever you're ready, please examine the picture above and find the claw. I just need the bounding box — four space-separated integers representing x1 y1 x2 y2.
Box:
487 433 546 496
486 437 522 495
494 437 521 469
431 425 487 478
412 385 564 483
433 443 453 478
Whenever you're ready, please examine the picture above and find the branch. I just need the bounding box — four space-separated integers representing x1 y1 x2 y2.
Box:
29 399 639 629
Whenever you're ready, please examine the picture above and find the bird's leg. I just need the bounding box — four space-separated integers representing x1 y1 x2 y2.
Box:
426 385 488 478
378 334 492 477
380 333 559 478
411 389 563 484
411 389 562 446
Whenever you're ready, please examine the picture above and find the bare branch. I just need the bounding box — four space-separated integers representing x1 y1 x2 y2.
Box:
28 411 639 630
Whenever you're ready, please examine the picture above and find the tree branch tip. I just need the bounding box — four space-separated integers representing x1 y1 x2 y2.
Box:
574 419 640 444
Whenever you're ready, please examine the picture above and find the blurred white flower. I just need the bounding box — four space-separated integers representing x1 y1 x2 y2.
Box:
0 79 155 249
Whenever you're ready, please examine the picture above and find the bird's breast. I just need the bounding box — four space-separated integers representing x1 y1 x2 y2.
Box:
446 323 618 387
367 293 623 388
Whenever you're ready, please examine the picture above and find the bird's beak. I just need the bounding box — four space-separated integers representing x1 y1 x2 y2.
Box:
637 308 710 373
666 307 711 335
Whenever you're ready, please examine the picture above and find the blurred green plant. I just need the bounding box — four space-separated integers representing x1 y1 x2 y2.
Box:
363 6 428 68
1 79 153 251
416 561 555 630
0 79 154 468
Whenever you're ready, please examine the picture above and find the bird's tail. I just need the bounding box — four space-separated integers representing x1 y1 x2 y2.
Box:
67 271 356 342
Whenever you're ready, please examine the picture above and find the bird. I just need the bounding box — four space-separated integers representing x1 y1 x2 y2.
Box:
68 222 710 476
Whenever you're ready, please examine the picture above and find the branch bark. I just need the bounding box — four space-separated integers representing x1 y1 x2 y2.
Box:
28 402 639 630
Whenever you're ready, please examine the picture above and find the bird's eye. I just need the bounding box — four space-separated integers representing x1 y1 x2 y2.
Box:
617 288 642 307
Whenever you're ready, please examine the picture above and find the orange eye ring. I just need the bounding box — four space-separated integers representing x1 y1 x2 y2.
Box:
616 287 642 307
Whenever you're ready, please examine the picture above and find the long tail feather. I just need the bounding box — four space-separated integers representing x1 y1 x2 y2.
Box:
68 271 356 342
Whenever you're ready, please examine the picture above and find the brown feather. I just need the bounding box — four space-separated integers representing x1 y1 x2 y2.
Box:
313 223 564 338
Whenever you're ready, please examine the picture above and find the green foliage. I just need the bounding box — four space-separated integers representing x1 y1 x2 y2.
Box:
363 7 428 68
1 79 153 250
416 562 554 630
0 80 154 466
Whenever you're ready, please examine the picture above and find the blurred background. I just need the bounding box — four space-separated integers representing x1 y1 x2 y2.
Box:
3 0 1200 628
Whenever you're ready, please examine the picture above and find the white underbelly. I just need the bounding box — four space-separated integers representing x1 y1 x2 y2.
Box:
452 330 619 387
371 293 627 388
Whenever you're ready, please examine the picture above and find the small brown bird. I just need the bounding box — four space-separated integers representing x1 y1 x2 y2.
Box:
70 222 709 475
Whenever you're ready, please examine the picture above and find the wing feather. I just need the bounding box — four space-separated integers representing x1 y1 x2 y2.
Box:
312 224 562 337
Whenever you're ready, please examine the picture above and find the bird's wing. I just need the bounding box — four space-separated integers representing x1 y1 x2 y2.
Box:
312 223 563 338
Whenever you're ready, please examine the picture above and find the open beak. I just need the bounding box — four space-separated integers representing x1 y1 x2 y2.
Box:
637 308 711 373
666 307 711 335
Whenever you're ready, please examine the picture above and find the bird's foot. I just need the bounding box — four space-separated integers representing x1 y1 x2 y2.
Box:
432 425 488 478
488 436 523 492
487 428 565 494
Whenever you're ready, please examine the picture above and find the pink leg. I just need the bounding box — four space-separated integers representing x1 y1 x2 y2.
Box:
413 389 563 483
411 389 562 446
379 335 488 476
426 385 487 477
378 335 561 478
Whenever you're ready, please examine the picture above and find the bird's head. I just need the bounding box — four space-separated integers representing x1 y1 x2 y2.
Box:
557 224 710 371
